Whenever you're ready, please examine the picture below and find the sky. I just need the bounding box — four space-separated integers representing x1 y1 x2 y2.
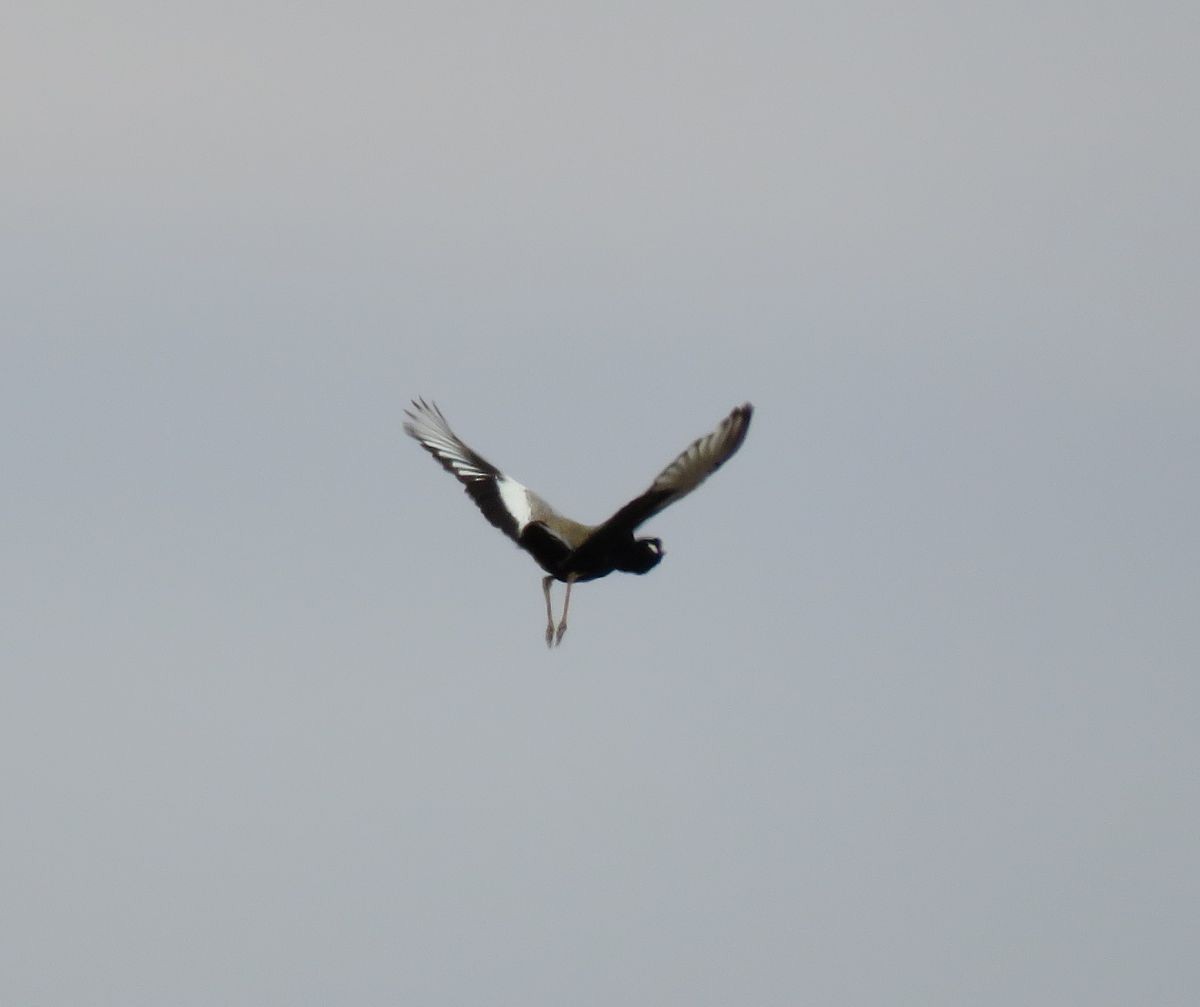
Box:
3 2 1198 1004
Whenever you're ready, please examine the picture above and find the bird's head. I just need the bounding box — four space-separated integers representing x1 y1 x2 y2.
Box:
624 537 665 574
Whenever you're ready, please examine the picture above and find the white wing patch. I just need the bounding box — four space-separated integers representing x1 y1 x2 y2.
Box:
497 476 533 531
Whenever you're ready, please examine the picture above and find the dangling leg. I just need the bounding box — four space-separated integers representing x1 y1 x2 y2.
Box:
542 576 556 648
554 574 577 646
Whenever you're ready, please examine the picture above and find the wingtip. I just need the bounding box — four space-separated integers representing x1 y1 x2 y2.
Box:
721 403 753 454
404 396 443 438
405 396 445 421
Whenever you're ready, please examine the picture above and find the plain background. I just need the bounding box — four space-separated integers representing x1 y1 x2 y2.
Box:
4 3 1198 1004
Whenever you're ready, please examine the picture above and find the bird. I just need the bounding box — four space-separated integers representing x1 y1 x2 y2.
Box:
403 398 753 646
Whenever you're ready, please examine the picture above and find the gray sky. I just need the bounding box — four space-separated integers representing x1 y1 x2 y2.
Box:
4 3 1198 1004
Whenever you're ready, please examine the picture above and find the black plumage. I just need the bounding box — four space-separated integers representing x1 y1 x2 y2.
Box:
403 398 753 646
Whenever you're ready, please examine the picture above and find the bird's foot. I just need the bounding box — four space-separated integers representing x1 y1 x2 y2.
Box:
554 621 568 646
545 622 555 648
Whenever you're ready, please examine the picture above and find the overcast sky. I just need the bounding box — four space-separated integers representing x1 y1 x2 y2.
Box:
4 3 1198 1005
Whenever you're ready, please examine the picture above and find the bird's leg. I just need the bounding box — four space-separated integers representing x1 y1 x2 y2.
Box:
542 576 556 649
554 574 577 646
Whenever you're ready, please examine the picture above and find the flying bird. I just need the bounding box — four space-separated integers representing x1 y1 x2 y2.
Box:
403 399 753 646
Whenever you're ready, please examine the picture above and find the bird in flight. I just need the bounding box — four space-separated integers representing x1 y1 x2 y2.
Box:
403 399 753 646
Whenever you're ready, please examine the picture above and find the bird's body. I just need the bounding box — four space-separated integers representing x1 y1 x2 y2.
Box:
403 399 752 645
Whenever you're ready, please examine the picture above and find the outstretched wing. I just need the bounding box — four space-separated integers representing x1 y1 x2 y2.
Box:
403 398 535 542
595 403 754 535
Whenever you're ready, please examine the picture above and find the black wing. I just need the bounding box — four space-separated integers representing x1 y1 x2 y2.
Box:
594 402 753 537
403 398 527 542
